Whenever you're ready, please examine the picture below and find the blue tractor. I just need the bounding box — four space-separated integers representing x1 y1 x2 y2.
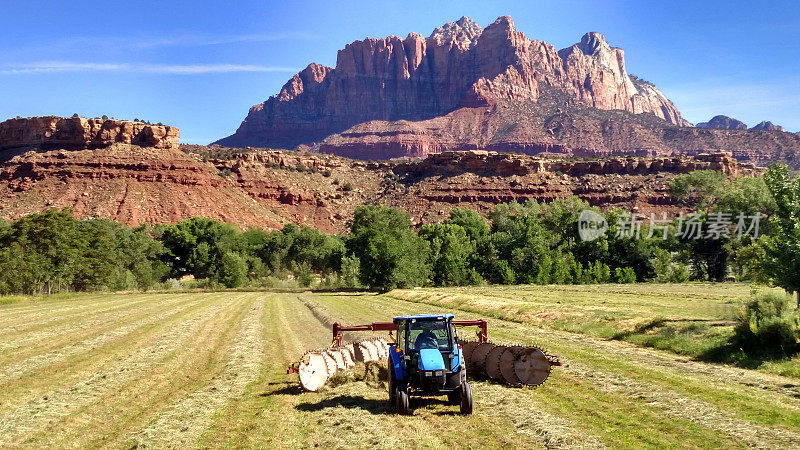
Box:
387 314 472 415
317 314 557 414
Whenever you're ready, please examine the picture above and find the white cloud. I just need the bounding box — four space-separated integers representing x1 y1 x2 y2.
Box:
128 32 316 48
0 61 299 75
50 32 316 50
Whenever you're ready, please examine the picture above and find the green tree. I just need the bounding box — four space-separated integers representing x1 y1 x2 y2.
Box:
347 205 430 292
218 251 248 288
0 209 80 293
294 262 314 287
159 217 243 280
669 170 727 212
419 223 474 286
445 208 489 242
340 255 361 289
762 164 800 306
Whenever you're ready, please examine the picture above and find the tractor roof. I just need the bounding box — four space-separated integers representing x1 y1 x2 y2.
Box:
393 314 454 322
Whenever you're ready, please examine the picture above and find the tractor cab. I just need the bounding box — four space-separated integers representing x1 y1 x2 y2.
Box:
389 314 472 414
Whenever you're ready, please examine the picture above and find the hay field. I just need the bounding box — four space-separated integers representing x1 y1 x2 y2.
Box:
1 285 800 448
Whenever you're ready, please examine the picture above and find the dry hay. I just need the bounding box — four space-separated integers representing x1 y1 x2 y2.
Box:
565 359 800 447
0 296 203 386
477 381 606 449
327 361 387 390
128 297 266 447
0 298 229 446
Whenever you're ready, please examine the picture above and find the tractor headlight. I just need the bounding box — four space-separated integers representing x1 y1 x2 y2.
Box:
435 370 443 376
425 371 433 376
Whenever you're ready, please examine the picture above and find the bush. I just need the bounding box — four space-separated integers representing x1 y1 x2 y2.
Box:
734 290 800 355
295 262 314 288
614 267 637 284
670 263 690 283
217 252 248 288
340 255 361 289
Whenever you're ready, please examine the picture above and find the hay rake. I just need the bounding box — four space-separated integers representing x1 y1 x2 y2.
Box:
288 316 560 394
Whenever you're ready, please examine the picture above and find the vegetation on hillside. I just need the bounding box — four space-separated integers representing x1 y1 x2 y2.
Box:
0 166 796 298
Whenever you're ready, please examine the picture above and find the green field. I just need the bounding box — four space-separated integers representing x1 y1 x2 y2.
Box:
2 285 800 448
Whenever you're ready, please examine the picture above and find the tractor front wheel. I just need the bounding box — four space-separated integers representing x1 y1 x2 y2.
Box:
395 386 411 415
460 381 473 415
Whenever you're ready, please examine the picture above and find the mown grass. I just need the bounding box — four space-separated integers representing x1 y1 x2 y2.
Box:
308 291 800 438
4 287 800 448
385 284 800 377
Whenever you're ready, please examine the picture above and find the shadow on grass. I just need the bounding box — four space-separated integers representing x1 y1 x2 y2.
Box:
697 342 798 371
260 381 304 396
296 395 457 415
296 395 390 414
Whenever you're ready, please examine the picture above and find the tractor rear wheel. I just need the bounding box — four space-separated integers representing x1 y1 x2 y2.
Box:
395 386 411 415
388 357 396 405
460 381 473 415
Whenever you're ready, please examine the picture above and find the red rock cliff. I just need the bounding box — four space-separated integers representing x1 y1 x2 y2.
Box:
215 16 687 150
0 116 180 152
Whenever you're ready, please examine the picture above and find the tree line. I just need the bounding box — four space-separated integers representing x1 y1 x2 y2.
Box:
0 164 797 302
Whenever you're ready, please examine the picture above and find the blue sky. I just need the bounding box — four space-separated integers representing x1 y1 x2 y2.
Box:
1 0 798 143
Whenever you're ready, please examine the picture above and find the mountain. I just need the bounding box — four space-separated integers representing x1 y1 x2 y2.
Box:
750 121 785 132
696 115 747 130
215 16 688 152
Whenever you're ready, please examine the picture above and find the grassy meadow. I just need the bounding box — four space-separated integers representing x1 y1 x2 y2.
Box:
1 284 800 448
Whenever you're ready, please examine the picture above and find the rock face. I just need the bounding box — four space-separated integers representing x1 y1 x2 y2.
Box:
386 150 759 223
696 115 747 130
0 116 180 152
0 143 760 233
215 16 688 150
750 121 785 132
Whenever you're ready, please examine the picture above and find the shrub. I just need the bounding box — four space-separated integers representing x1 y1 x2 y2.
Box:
295 262 314 288
217 252 248 288
671 263 690 283
342 182 353 192
340 255 361 288
734 290 800 355
614 267 637 284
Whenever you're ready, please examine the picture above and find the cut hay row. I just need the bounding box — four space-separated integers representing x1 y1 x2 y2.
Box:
0 294 197 366
43 295 255 447
129 295 266 447
303 291 800 448
2 289 799 448
564 359 800 447
0 296 232 446
0 294 203 385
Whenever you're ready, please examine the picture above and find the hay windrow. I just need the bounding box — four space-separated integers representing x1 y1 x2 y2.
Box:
0 297 229 446
128 296 266 447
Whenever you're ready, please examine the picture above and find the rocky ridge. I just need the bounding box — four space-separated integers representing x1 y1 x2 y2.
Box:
215 16 687 151
0 116 180 152
696 115 747 130
750 121 785 132
0 136 761 232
